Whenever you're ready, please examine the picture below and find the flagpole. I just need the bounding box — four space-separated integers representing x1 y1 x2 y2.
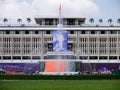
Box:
59 4 61 19
58 4 63 27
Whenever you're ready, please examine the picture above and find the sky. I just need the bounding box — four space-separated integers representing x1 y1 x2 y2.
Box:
0 0 120 25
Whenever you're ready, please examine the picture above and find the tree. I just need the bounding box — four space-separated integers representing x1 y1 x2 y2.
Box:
3 18 8 24
89 18 94 24
98 19 103 25
117 18 120 25
108 18 113 26
17 18 22 24
26 18 31 24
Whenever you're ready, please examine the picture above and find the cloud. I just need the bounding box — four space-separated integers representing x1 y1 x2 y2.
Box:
0 0 100 23
32 0 100 17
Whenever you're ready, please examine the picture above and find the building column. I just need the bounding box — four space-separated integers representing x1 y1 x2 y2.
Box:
97 33 99 61
53 19 56 25
42 20 45 25
117 31 119 61
1 32 3 62
88 32 90 61
75 19 78 25
107 32 109 61
64 19 67 25
76 31 79 60
41 31 44 60
11 34 13 61
31 32 33 61
21 32 23 61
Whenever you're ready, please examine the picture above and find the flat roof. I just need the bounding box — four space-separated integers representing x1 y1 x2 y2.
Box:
0 26 120 31
34 17 86 25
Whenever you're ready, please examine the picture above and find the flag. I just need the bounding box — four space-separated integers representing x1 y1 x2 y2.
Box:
59 4 61 16
58 4 63 25
59 4 61 11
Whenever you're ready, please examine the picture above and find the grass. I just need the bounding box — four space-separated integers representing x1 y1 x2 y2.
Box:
0 80 120 90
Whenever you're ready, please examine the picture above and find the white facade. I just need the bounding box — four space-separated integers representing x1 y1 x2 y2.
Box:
0 18 120 63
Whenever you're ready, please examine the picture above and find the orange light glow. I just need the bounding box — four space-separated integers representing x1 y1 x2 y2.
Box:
44 60 66 72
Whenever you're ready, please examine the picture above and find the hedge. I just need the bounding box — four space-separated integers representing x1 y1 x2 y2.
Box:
0 74 119 80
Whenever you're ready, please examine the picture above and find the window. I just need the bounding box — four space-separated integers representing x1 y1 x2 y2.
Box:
91 31 95 34
15 31 19 34
25 31 29 34
6 31 10 34
48 43 53 51
68 43 73 51
78 21 82 25
32 56 40 59
81 31 85 34
100 31 105 34
89 56 98 60
99 56 107 60
13 56 21 59
110 31 117 34
67 19 75 25
46 31 51 34
45 19 53 25
69 31 74 34
118 31 120 34
35 31 38 34
109 56 117 60
3 56 11 60
79 56 88 60
22 56 31 59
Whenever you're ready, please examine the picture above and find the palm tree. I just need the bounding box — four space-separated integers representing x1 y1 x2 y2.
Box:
3 18 8 24
89 18 94 24
117 18 120 25
17 18 22 24
108 18 113 26
98 19 103 25
26 18 31 24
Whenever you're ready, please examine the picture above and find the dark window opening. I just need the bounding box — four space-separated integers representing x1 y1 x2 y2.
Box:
91 31 95 34
22 56 31 59
109 56 117 60
99 56 107 60
68 43 73 51
13 56 21 59
32 56 40 59
67 19 75 25
79 56 88 60
35 31 38 34
100 31 105 34
44 55 76 59
25 31 29 34
3 56 11 60
110 31 117 34
81 31 85 34
48 43 53 51
15 31 19 34
46 31 51 34
89 56 98 60
45 19 53 25
70 31 74 34
78 21 83 25
6 31 10 34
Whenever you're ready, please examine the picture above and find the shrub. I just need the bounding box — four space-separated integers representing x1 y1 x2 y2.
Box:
0 74 119 80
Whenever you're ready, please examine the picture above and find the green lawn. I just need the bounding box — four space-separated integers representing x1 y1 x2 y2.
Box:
0 80 120 90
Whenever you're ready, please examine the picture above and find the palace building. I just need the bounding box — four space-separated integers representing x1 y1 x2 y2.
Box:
0 17 120 63
0 17 120 73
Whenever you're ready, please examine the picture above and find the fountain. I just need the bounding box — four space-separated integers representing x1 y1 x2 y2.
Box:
39 4 77 75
